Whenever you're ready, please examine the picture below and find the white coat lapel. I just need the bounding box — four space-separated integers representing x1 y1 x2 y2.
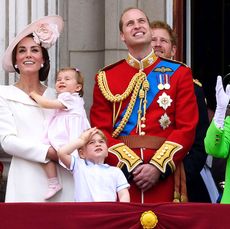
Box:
0 85 38 106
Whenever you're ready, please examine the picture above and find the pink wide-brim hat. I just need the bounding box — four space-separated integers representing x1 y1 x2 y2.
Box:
2 15 64 73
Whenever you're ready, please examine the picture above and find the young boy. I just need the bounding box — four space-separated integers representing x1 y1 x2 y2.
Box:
57 127 130 202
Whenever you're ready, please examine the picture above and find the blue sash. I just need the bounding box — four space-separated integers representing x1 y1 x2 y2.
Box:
114 60 180 136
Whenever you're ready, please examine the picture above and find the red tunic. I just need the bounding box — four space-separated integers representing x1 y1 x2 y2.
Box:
90 52 198 203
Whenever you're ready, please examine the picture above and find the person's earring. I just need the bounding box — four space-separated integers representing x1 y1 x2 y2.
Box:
41 63 44 68
14 64 18 68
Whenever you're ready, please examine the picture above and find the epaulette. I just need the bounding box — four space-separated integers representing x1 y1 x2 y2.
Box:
97 59 125 73
193 79 202 87
160 56 188 67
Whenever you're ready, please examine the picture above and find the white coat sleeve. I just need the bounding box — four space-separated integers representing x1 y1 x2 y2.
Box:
0 96 49 163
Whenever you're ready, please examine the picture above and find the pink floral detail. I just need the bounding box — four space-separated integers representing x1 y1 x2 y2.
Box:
33 23 59 49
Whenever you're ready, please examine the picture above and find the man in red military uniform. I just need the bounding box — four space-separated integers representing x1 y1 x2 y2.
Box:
90 7 198 203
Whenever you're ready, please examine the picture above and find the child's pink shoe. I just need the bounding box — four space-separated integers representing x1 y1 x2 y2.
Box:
45 183 62 200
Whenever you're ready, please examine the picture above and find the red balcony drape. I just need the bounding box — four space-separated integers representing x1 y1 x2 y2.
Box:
0 202 228 229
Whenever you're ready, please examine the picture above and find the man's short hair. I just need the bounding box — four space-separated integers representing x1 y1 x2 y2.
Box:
150 20 177 46
119 7 150 32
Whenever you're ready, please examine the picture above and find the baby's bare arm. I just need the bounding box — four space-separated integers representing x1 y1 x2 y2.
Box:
30 91 65 109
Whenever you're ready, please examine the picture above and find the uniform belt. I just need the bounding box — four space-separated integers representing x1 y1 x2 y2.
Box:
118 135 166 149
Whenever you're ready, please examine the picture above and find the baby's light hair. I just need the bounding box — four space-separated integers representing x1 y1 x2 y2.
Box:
56 67 84 97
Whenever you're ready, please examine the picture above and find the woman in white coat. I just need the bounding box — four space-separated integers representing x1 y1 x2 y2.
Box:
0 16 74 202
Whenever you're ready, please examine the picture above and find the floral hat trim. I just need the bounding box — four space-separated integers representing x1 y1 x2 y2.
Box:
32 23 60 49
2 15 64 73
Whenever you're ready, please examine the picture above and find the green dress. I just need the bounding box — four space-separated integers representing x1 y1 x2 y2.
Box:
204 117 230 204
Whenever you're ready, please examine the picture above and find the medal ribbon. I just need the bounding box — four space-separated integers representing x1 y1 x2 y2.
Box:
115 60 180 136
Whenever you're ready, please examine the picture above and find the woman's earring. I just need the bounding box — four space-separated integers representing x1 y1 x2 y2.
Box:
41 63 44 68
14 64 18 69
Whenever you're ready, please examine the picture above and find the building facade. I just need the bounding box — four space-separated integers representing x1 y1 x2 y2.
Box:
0 0 170 201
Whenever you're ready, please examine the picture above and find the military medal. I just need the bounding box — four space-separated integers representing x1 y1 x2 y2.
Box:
158 74 164 90
158 83 164 90
164 84 170 90
164 74 170 90
159 113 171 129
157 92 172 110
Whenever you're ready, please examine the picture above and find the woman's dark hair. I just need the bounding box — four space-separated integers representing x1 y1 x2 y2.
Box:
12 34 50 81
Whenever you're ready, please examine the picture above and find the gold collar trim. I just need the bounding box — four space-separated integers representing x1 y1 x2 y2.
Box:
126 50 157 70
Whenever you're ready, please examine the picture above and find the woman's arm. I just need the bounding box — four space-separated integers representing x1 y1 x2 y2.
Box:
30 91 65 109
204 120 230 158
213 76 230 128
0 96 49 162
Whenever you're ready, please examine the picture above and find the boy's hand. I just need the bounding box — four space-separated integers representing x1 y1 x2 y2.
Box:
79 127 98 144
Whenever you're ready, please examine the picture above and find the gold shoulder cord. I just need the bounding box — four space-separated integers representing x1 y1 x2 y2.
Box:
97 70 148 138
